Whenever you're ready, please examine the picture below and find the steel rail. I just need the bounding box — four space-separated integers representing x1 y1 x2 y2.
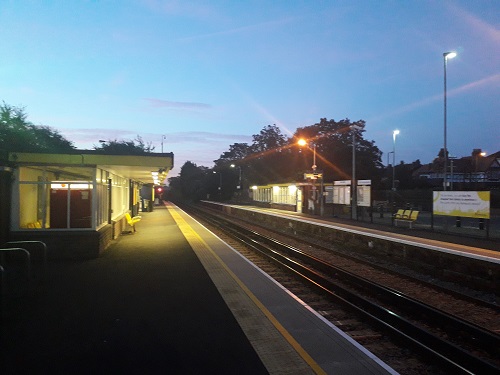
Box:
188 206 500 375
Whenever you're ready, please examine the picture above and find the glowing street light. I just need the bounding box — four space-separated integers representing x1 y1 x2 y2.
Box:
392 130 400 191
443 51 457 190
298 138 316 170
298 138 322 215
230 164 242 189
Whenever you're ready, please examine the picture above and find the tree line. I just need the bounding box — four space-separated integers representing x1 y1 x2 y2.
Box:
167 119 389 202
2 101 422 203
0 102 153 158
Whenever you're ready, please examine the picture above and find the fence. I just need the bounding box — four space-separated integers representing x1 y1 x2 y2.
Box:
327 189 500 241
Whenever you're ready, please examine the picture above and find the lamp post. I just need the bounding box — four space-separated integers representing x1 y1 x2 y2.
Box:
230 164 242 189
387 151 394 168
298 138 322 215
443 51 457 191
350 125 362 220
392 130 400 191
297 138 317 170
213 171 222 199
161 135 166 153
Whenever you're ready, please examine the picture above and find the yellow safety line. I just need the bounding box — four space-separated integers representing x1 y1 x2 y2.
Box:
166 203 326 375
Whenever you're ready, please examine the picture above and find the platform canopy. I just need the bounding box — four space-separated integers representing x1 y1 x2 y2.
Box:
8 151 174 184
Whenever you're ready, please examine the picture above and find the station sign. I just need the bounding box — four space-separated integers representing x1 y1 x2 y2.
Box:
334 180 351 186
304 170 323 180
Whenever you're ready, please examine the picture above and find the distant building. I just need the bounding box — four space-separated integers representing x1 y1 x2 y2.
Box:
413 149 500 190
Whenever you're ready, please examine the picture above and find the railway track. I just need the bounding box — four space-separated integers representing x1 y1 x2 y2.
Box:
183 204 500 375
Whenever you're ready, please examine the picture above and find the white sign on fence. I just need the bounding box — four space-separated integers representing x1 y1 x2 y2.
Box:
357 185 371 207
433 191 490 219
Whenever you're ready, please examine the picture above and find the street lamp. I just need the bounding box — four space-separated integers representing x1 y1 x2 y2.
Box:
387 151 394 168
213 171 222 190
298 138 322 215
392 130 400 191
298 138 316 170
443 51 457 191
350 125 362 220
230 164 242 189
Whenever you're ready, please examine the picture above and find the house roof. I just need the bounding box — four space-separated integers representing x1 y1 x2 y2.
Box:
8 151 174 184
412 150 500 178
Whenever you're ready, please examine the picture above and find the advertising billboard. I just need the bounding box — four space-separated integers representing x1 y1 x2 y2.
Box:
433 191 490 219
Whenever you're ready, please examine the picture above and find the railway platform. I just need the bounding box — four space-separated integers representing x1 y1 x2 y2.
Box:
1 203 396 374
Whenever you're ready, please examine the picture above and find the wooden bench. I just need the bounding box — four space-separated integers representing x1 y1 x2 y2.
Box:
394 210 419 229
125 213 142 233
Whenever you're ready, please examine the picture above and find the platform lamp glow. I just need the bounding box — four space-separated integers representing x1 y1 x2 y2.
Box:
230 164 242 189
392 130 400 191
443 51 457 191
297 138 316 170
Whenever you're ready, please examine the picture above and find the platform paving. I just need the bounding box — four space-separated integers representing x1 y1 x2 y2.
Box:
1 205 269 374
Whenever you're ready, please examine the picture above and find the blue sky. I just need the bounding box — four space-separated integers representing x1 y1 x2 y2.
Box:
1 0 498 178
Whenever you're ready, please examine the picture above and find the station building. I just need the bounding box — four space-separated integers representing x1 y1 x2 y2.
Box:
1 150 173 259
250 181 334 215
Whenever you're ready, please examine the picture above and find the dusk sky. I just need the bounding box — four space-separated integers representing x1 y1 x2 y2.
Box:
1 1 498 179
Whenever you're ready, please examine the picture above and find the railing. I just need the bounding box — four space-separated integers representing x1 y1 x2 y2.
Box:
0 241 47 299
0 247 31 297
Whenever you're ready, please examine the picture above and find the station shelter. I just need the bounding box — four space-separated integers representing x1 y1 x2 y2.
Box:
250 182 333 215
2 150 173 259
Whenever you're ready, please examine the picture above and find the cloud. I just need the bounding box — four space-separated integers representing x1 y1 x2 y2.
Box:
56 128 138 148
141 0 218 19
368 73 500 124
54 127 252 177
178 17 296 42
143 98 211 110
448 2 500 44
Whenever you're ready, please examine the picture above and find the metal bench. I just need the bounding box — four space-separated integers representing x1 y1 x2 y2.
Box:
394 210 419 229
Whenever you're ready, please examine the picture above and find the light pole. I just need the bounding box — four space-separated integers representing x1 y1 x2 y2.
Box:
443 51 457 191
297 138 317 170
298 138 322 215
213 171 222 199
392 130 400 191
350 125 362 220
230 164 242 189
387 151 394 168
161 135 166 153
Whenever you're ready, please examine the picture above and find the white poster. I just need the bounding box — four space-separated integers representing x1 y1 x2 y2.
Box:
357 186 371 207
333 186 350 205
433 191 490 219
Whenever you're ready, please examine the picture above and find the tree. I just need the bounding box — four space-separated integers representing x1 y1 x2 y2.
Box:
0 102 75 155
293 118 383 186
247 124 294 184
213 142 251 168
250 124 289 153
213 124 294 187
93 135 154 154
167 161 210 202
